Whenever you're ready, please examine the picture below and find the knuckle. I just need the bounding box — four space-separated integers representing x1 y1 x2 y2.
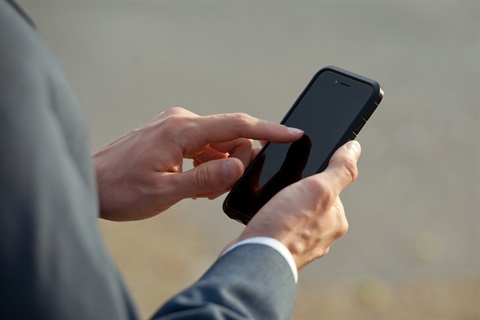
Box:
155 117 182 136
317 247 330 259
342 157 359 183
322 188 336 207
231 112 254 127
237 138 254 153
159 112 192 134
303 178 326 194
342 220 349 235
335 219 349 238
166 106 187 115
300 178 336 212
194 166 211 190
332 199 348 238
323 247 330 256
151 108 193 131
310 178 336 206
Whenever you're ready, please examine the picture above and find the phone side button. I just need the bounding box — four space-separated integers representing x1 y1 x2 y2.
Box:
347 131 357 141
363 103 379 120
352 118 367 135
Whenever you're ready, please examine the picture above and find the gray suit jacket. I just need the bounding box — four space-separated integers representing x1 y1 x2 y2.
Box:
0 1 296 319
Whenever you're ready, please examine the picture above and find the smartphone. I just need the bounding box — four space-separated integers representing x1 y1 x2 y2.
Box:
222 66 384 224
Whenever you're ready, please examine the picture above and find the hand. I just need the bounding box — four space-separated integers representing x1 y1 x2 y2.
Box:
235 140 361 270
93 107 303 221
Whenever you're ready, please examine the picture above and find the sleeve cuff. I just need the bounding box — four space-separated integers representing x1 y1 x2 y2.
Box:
221 237 298 283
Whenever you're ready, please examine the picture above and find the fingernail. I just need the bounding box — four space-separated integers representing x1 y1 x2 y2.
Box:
287 127 304 135
346 140 361 160
222 159 237 181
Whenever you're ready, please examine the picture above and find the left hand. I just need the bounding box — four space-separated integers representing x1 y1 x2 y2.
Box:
233 140 361 270
94 107 303 221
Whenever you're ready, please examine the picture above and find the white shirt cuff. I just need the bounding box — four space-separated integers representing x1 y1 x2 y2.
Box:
221 237 298 283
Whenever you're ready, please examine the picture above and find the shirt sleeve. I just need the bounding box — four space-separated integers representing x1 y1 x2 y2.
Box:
222 237 299 283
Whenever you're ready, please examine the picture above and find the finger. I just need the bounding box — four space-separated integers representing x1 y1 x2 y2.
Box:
192 113 303 144
210 138 252 153
193 139 254 169
211 139 253 168
251 147 262 161
152 107 198 122
196 189 229 200
169 157 245 200
320 140 361 194
194 146 228 164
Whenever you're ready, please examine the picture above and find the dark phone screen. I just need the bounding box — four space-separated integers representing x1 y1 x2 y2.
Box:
226 70 374 219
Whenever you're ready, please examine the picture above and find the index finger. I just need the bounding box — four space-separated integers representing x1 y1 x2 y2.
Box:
192 113 304 144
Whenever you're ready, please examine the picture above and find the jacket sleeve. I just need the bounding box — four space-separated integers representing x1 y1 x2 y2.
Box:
0 2 297 320
151 244 296 320
0 2 138 319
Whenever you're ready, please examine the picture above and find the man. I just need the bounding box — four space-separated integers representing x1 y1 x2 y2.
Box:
0 0 360 318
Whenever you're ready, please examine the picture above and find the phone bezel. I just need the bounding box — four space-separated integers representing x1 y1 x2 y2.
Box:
223 66 383 224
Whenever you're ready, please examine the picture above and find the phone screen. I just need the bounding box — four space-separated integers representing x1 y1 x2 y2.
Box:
224 68 382 223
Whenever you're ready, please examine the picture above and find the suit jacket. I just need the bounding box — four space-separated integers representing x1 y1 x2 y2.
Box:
0 1 296 319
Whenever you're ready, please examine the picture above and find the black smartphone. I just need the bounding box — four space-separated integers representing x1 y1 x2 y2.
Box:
222 66 384 224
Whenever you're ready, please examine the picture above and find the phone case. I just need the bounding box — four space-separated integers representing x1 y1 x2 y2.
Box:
223 66 383 224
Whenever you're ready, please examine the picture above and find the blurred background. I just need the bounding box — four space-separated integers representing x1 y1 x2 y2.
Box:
20 1 478 318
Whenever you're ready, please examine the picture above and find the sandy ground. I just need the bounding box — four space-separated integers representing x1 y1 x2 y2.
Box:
19 1 479 318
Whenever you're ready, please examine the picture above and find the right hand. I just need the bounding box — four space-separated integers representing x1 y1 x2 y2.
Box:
94 107 303 221
236 140 361 270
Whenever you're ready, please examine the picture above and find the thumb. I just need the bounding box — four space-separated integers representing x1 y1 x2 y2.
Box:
172 157 244 200
322 140 361 194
